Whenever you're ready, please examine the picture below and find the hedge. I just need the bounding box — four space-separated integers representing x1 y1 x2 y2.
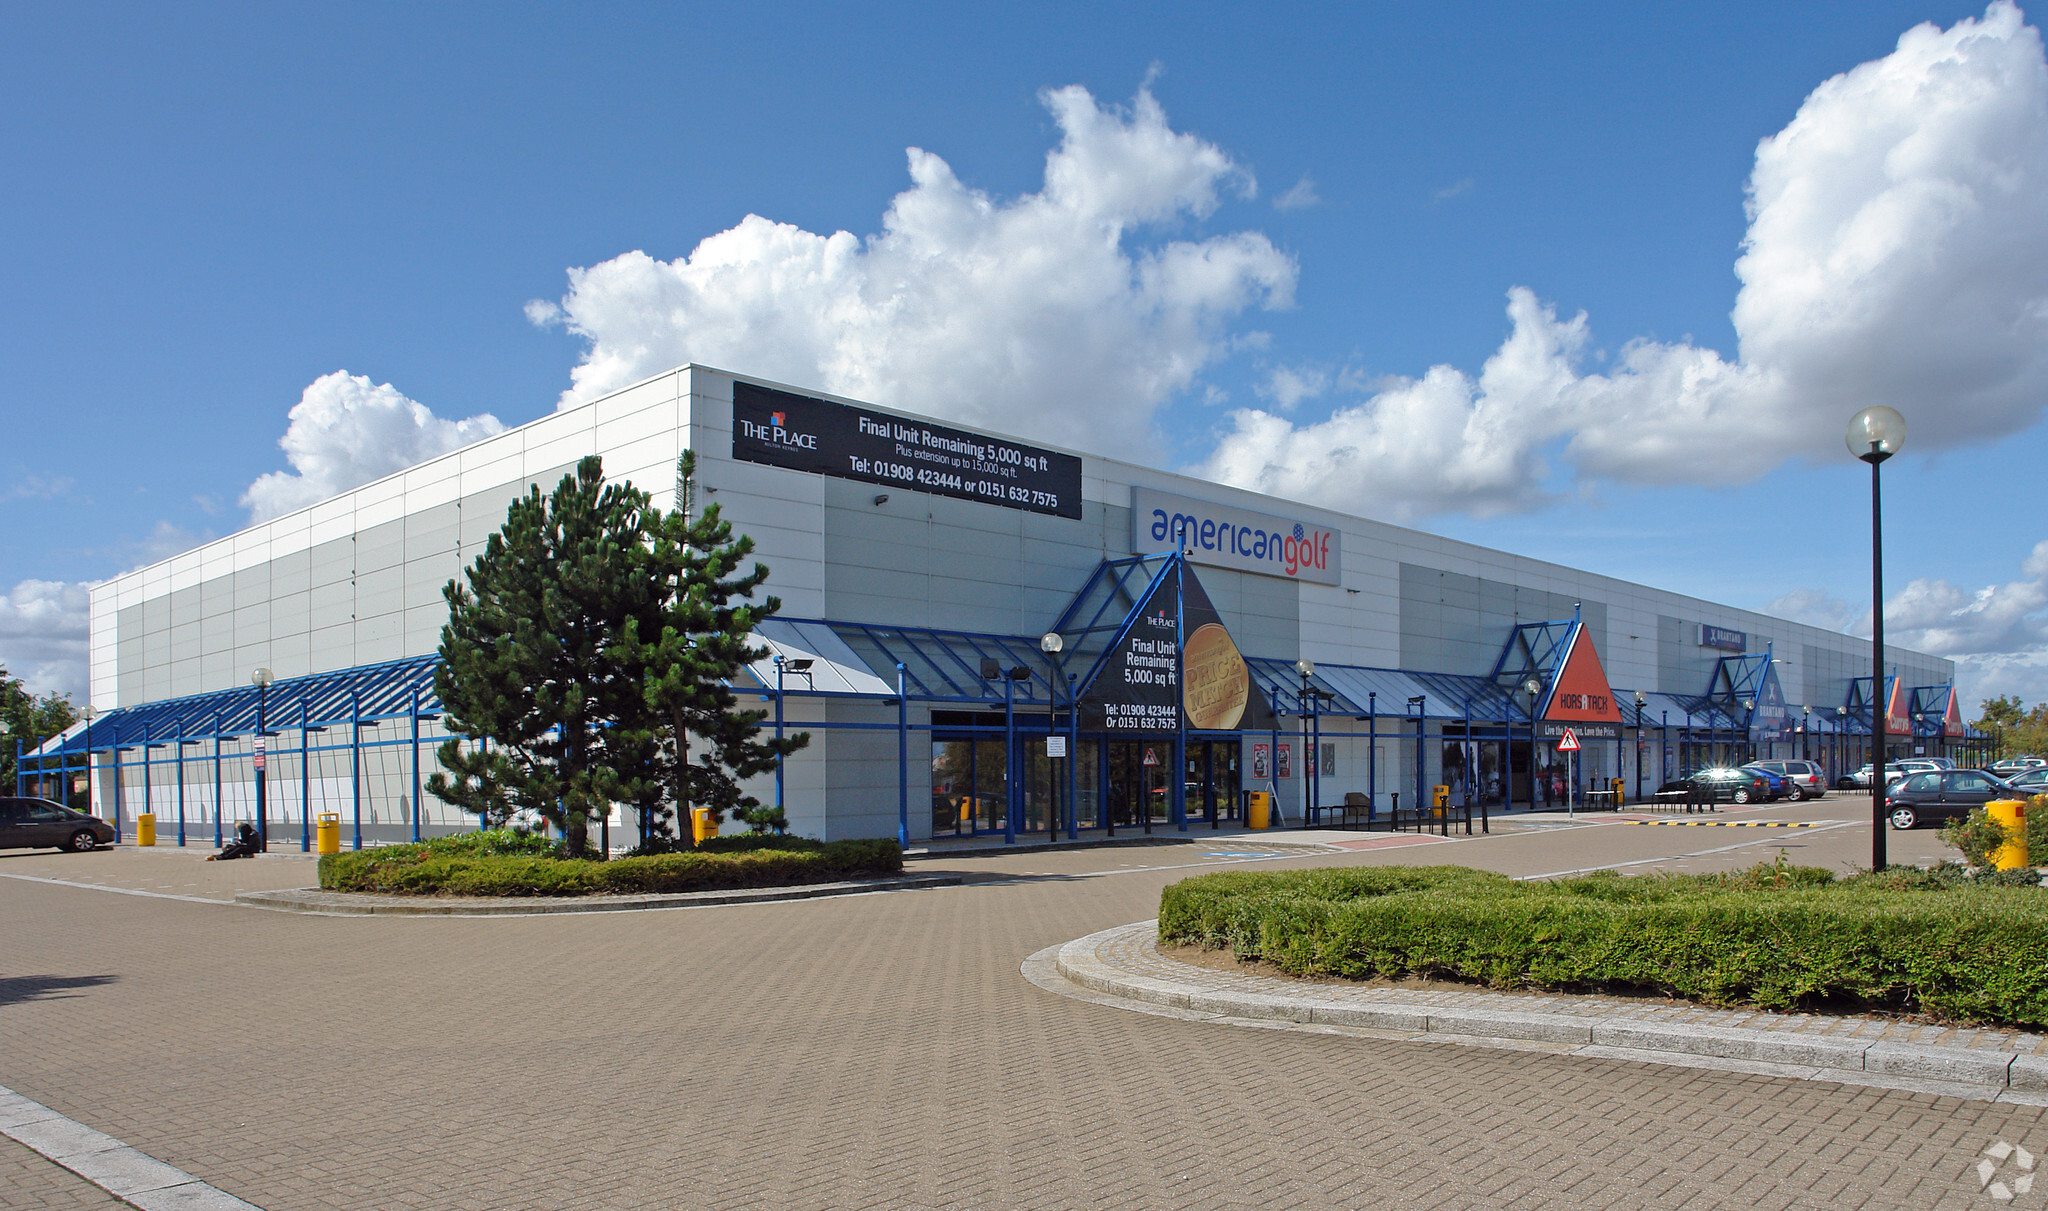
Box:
1157 863 2048 1027
319 831 902 897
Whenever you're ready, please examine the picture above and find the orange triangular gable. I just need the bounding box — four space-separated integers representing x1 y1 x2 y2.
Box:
1885 675 1911 733
1943 690 1965 738
1543 627 1625 724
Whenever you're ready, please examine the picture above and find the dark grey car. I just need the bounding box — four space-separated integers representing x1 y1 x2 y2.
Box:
0 797 117 852
1885 770 2028 830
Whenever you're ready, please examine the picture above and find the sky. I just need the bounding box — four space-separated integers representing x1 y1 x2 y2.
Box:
2 1 2045 714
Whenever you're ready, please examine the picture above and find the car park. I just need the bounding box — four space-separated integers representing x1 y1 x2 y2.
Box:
0 797 117 852
1884 769 2030 830
1744 760 1827 800
1653 767 1773 805
1989 756 2047 779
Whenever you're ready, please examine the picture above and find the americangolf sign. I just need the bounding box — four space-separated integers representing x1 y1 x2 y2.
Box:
1131 487 1340 585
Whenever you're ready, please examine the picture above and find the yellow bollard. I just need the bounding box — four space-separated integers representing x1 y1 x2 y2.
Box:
136 813 156 847
315 812 341 855
1988 799 2029 871
1247 791 1271 830
691 806 716 845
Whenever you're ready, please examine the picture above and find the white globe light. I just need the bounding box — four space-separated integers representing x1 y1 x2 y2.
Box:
1845 406 1907 463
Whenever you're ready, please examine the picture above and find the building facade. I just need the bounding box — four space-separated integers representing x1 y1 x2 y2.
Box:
37 365 1962 847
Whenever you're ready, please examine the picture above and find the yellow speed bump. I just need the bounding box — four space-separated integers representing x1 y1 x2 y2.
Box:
1624 820 1825 828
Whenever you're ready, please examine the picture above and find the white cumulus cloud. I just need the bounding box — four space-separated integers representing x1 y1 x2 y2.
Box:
1204 2 2048 520
0 579 90 703
242 371 503 523
526 85 1296 460
1769 537 2048 711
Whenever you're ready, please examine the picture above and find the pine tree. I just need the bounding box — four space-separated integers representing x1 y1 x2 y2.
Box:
629 449 808 839
428 456 666 855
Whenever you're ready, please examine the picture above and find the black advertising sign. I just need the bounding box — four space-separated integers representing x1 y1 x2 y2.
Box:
731 381 1083 519
1085 565 1183 734
1081 559 1275 734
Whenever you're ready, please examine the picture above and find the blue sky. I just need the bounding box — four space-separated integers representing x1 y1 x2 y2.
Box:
3 1 2044 709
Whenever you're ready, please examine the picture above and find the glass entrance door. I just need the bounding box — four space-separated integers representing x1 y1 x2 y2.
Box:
1184 741 1243 825
1105 740 1172 830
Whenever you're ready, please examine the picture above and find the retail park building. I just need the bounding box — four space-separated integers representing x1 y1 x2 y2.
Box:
27 366 1973 848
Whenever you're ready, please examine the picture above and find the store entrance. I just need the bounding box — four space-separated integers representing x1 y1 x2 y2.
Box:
1104 739 1172 830
1104 738 1241 829
1184 740 1243 826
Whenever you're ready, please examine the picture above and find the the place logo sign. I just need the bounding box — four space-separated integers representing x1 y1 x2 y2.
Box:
732 381 1083 519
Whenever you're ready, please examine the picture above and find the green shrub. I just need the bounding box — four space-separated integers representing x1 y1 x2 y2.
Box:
319 835 901 896
1158 862 2048 1027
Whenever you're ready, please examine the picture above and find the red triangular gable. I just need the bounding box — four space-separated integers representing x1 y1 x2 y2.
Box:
1543 627 1625 724
1885 675 1911 734
1943 690 1965 738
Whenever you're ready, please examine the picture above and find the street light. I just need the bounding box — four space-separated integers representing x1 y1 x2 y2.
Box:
251 667 273 852
773 655 813 824
1040 634 1064 835
1522 678 1542 811
1848 405 1905 871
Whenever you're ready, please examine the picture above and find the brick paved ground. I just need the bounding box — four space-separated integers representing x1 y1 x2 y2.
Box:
1 798 2034 1209
0 1134 127 1210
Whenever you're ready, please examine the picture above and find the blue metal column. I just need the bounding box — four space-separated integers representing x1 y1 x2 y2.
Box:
1066 673 1079 840
1003 674 1017 845
300 698 312 852
176 731 187 846
774 656 787 820
1367 691 1377 822
1173 555 1187 833
212 715 223 848
141 724 151 836
896 663 908 850
409 687 422 843
350 691 363 851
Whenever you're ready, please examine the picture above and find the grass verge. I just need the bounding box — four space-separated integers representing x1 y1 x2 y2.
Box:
1158 861 2048 1027
319 830 902 897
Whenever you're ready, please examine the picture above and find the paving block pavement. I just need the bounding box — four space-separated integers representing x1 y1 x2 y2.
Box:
1 814 2043 1208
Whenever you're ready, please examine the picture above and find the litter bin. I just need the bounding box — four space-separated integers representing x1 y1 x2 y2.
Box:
1432 785 1450 819
691 806 717 845
1988 799 2029 871
137 812 156 847
1247 791 1272 830
316 812 341 855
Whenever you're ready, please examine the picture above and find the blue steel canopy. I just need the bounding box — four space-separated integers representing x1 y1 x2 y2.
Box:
30 655 441 756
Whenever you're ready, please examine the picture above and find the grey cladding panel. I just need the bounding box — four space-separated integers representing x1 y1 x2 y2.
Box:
1400 563 1607 677
270 548 312 595
310 538 354 588
168 584 201 628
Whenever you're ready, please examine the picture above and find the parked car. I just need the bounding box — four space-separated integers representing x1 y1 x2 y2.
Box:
1884 769 2030 830
1845 759 1943 789
1739 764 1794 801
1988 756 2047 779
2004 767 2048 794
0 797 117 852
1653 768 1773 805
1746 759 1827 800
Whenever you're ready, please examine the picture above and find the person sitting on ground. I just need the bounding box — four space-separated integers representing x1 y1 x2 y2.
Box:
208 821 262 861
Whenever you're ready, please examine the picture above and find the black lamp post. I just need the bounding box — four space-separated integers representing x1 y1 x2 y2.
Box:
1041 633 1064 834
1848 405 1905 871
251 667 273 852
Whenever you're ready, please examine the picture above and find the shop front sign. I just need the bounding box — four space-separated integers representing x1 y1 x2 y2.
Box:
1131 487 1340 585
733 381 1082 518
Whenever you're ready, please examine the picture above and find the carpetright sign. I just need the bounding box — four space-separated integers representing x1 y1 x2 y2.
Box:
1131 487 1340 586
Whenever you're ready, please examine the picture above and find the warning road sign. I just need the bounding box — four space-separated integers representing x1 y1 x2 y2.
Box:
1142 747 1159 767
1556 729 1581 752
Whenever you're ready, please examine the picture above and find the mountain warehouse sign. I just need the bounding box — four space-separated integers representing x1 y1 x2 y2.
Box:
1132 488 1341 585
